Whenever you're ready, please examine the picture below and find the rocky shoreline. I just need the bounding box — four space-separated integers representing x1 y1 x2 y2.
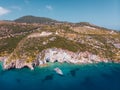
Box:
0 48 113 70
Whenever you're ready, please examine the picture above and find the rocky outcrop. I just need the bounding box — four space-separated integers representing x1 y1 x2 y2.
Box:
1 48 110 70
37 48 108 65
3 58 34 70
27 31 52 38
0 57 7 62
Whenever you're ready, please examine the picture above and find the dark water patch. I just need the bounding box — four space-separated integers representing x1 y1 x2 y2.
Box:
42 74 54 82
69 68 79 77
16 78 21 83
111 67 120 75
110 67 120 81
80 76 98 90
81 76 93 85
101 73 113 79
0 70 7 76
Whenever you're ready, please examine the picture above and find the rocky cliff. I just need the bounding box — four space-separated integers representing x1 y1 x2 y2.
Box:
3 48 109 70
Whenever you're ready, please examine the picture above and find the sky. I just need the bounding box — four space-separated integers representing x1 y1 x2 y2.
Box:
0 0 120 30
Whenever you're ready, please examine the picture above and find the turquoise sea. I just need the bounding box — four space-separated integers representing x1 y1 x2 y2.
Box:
0 62 120 90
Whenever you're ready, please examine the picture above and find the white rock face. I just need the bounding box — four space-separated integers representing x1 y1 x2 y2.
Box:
15 60 34 70
2 48 109 70
3 58 34 70
27 31 52 38
113 43 120 49
0 57 6 62
38 48 108 65
84 26 96 30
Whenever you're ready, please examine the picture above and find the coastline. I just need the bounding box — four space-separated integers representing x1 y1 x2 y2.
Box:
0 58 118 71
1 48 113 70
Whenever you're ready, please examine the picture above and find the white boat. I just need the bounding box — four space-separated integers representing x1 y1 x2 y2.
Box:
54 67 63 75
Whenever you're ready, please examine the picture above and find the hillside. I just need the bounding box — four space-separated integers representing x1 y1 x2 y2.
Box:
14 15 58 24
0 18 120 70
0 22 39 54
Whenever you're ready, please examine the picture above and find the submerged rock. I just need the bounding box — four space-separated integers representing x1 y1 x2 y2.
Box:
70 68 79 77
42 74 54 82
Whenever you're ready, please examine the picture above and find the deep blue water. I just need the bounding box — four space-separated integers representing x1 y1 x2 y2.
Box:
0 62 120 90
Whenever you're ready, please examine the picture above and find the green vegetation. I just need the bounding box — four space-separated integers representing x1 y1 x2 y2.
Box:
0 23 37 36
14 15 58 24
0 20 120 63
0 35 25 55
12 36 81 62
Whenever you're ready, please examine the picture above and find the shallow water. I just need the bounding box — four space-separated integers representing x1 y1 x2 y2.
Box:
0 62 120 90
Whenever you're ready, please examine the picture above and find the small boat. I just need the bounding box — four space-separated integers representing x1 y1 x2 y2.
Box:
54 67 63 75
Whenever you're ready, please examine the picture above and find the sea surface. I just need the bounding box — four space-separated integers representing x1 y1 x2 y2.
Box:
0 62 120 90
